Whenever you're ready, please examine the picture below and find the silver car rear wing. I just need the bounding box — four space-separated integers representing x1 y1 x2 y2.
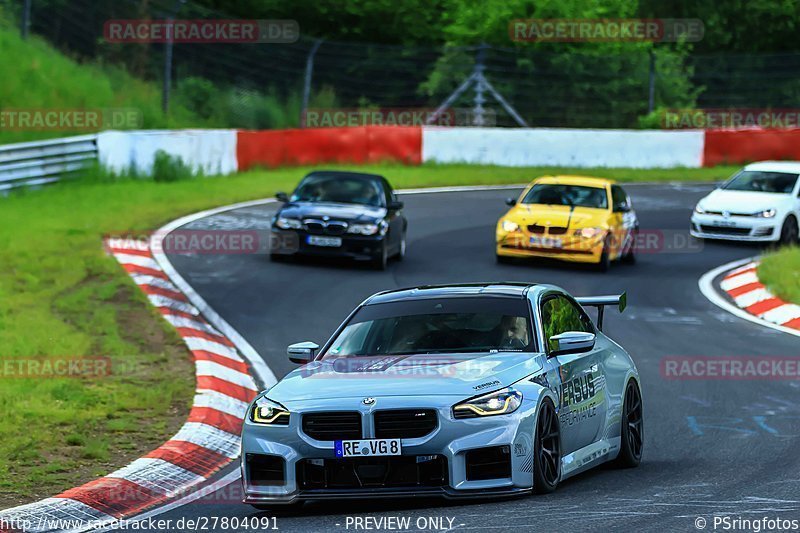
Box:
575 293 627 331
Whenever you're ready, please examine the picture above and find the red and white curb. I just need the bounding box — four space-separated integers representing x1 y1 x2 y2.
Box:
699 257 800 338
0 240 263 533
1 185 539 532
720 261 800 331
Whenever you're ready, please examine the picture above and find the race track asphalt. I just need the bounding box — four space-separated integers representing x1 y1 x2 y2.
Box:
146 184 799 533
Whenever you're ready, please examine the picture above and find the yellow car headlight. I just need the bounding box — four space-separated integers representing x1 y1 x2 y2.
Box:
575 227 605 239
250 396 290 425
502 220 520 232
453 387 522 419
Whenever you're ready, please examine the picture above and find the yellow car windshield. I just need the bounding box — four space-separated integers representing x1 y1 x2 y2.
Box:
522 184 608 209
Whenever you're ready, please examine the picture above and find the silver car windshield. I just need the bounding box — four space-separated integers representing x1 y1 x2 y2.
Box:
723 171 798 194
322 298 534 357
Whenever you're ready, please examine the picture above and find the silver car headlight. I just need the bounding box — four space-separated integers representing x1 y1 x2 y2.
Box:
250 396 290 425
753 208 776 218
347 222 385 235
275 217 302 230
694 204 706 215
453 387 522 419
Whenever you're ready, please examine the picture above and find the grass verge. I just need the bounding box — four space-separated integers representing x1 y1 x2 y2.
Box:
758 247 800 305
0 23 201 145
0 162 735 507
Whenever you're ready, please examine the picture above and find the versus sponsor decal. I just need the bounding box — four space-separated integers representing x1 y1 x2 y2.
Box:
558 372 598 426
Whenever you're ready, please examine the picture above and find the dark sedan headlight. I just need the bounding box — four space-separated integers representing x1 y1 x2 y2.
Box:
347 221 387 235
275 217 302 230
453 387 523 419
250 396 290 425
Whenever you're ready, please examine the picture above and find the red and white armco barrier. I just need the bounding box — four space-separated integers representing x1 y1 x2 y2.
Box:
721 261 800 331
0 239 259 533
421 127 705 168
97 130 238 175
95 126 800 173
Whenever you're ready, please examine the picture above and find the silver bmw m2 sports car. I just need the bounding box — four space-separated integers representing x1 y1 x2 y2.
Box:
241 283 642 507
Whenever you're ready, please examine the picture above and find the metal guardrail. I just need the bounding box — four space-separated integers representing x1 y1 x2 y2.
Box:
0 134 98 192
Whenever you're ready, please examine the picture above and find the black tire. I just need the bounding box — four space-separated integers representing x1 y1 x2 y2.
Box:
779 216 799 246
615 380 644 468
621 229 637 265
372 242 388 270
396 232 407 261
596 238 611 272
533 398 561 494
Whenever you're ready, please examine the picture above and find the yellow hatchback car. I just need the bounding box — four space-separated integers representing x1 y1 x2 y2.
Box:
496 176 639 271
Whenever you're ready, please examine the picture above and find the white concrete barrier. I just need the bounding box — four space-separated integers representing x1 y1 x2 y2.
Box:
98 130 238 175
422 127 705 168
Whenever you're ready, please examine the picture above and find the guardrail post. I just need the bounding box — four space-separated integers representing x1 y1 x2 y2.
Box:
648 49 656 114
300 39 324 128
20 0 32 39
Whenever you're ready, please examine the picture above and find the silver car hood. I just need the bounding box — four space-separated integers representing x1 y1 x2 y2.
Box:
267 352 544 402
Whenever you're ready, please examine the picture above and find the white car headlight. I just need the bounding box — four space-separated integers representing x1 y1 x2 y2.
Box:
694 204 706 215
754 208 776 218
575 227 604 239
502 220 520 232
275 217 302 230
453 387 522 419
250 396 290 425
347 222 385 235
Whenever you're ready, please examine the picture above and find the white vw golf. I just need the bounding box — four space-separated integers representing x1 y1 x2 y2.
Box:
691 161 800 244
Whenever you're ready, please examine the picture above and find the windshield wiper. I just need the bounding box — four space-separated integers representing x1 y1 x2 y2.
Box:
384 348 502 355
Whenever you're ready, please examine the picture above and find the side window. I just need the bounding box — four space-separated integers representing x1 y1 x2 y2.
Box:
611 185 629 211
541 296 593 352
380 178 394 206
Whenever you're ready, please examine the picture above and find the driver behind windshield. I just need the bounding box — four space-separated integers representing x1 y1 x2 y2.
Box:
325 311 533 357
291 176 383 206
522 184 609 209
723 171 798 194
497 315 529 350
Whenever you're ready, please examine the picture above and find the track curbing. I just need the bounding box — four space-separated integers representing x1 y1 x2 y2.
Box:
0 237 266 533
699 256 800 338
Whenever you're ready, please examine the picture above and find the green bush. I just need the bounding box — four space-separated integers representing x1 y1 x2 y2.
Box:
152 150 195 182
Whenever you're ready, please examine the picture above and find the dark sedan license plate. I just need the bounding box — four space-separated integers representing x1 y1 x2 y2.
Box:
307 235 342 247
335 438 402 458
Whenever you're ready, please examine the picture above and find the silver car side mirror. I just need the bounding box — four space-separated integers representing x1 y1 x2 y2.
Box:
288 341 319 364
549 331 596 356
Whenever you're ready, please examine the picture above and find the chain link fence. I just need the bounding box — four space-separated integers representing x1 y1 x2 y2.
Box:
10 0 800 129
